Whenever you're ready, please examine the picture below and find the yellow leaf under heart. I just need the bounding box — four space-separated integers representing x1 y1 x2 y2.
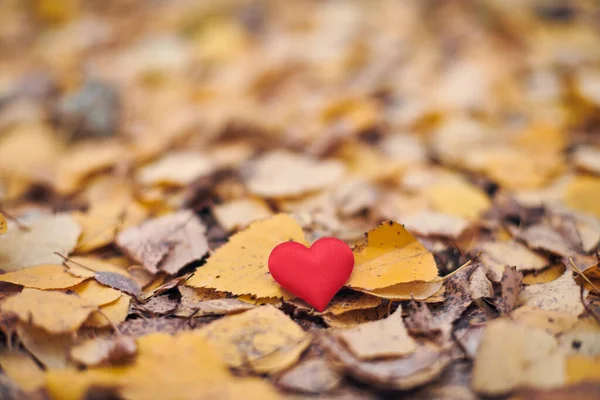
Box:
348 221 438 291
187 213 306 298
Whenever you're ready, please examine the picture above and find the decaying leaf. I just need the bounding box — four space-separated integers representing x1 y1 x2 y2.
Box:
276 358 342 394
187 214 306 298
94 271 142 298
0 264 86 289
479 240 548 282
335 306 416 360
348 221 439 292
472 319 565 395
116 210 208 274
321 333 451 391
495 266 523 315
0 350 45 392
132 295 178 316
199 305 311 373
212 198 273 232
518 271 585 315
246 150 345 198
468 264 494 300
70 336 137 366
1 288 96 334
0 214 81 272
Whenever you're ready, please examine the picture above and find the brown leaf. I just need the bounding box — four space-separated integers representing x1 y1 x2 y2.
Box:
468 264 494 300
116 210 208 274
518 271 585 315
321 333 451 391
517 223 577 258
404 301 440 340
276 358 342 394
513 382 600 400
495 266 523 315
118 317 194 338
132 295 178 316
479 240 548 282
95 271 142 299
322 306 387 329
175 297 255 318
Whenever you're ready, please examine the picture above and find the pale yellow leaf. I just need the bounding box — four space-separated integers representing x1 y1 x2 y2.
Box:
0 350 45 392
70 279 122 306
213 198 273 232
84 295 131 328
0 264 87 289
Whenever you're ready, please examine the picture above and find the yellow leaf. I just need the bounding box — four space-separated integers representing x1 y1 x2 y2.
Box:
518 271 585 315
65 256 132 278
422 180 491 220
198 305 311 373
213 198 273 232
1 288 96 334
46 332 282 400
348 221 438 291
563 175 600 219
136 151 215 187
337 141 404 182
71 280 122 306
523 264 566 285
17 325 73 369
352 280 444 301
0 350 45 392
0 264 87 289
84 295 131 328
187 214 306 298
510 306 578 335
0 212 7 234
566 355 600 384
70 336 137 367
0 213 81 272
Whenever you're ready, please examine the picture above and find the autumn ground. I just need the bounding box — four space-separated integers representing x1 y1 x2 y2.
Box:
1 0 600 399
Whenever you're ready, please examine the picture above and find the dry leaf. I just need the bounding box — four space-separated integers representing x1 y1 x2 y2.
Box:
64 256 132 278
422 180 491 220
213 198 273 232
136 151 215 186
17 324 73 369
117 210 208 274
70 336 137 366
573 146 600 175
0 264 86 289
0 212 7 235
558 318 600 357
321 334 451 390
563 176 600 219
518 271 585 315
199 305 311 373
496 266 523 315
94 271 142 298
517 224 577 258
175 297 255 318
335 306 417 359
479 240 548 282
469 265 494 300
510 306 578 335
353 280 444 301
472 319 565 395
0 350 45 392
322 306 388 329
1 288 96 334
565 355 600 385
71 279 123 306
348 221 438 291
0 214 81 272
523 264 566 285
276 358 342 394
246 151 345 198
84 295 131 328
133 295 178 316
187 213 306 298
401 211 470 239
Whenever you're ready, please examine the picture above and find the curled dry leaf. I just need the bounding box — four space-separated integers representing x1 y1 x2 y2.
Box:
0 264 87 289
321 333 451 391
472 319 565 395
212 198 273 232
479 240 548 282
246 150 346 198
0 350 45 392
0 214 81 272
1 288 96 334
133 295 178 316
495 266 523 315
276 358 342 394
70 336 137 366
335 306 416 360
116 210 208 275
187 213 306 298
468 265 494 300
518 271 585 315
348 221 439 292
199 305 311 374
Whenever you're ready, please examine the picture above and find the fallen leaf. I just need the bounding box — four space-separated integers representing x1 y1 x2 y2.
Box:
276 358 342 394
213 198 273 232
0 350 45 392
94 271 142 298
118 317 193 338
116 210 208 274
510 306 578 335
322 306 388 329
401 211 470 239
573 146 600 175
64 256 132 278
422 180 491 220
84 295 131 328
246 150 345 198
1 288 96 334
70 279 122 306
0 214 81 272
136 151 215 186
495 266 523 315
0 212 7 234
335 306 416 359
469 265 494 300
353 280 444 301
558 318 600 357
321 333 451 390
479 240 548 282
472 319 565 395
517 224 577 258
518 271 585 315
348 221 439 291
70 336 137 366
513 382 600 400
187 213 306 298
0 264 86 289
17 324 73 369
132 295 178 316
563 176 600 219
565 355 600 385
523 264 566 285
288 291 382 316
175 297 256 318
198 305 311 373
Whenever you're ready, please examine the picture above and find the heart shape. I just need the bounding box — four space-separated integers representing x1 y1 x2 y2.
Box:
268 237 354 312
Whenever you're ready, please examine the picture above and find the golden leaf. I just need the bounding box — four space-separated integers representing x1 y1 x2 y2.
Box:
71 279 122 306
187 214 306 298
422 180 491 220
17 325 73 369
523 264 566 285
0 264 87 289
348 221 438 291
213 198 273 232
0 350 45 392
199 305 311 373
0 212 7 234
563 175 600 219
1 288 96 334
84 295 131 328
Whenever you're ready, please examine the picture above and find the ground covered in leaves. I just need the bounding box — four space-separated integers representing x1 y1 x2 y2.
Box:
1 0 600 399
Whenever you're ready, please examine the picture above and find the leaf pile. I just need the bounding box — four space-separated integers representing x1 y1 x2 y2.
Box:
1 1 600 399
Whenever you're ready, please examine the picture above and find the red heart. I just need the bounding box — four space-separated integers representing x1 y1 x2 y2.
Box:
268 237 354 312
